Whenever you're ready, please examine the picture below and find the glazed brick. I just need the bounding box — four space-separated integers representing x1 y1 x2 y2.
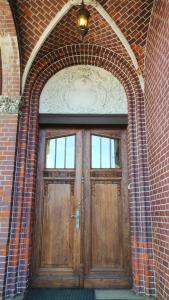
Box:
0 114 18 300
11 0 153 73
0 0 158 298
144 1 169 299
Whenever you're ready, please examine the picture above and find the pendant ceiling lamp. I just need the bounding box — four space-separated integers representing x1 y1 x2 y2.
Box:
77 0 90 36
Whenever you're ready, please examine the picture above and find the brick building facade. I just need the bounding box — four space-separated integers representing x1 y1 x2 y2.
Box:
0 0 169 299
145 1 169 298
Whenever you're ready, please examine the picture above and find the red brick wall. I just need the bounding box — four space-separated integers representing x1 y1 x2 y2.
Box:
11 0 153 72
0 1 158 298
36 5 131 64
0 2 20 299
0 114 18 300
145 0 169 299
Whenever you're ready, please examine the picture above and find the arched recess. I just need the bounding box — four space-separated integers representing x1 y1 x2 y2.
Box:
22 0 140 91
0 0 20 96
5 44 155 298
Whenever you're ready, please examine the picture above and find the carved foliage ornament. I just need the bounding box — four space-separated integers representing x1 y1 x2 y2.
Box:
0 96 21 113
40 65 128 115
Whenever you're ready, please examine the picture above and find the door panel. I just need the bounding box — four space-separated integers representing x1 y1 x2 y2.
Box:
41 184 73 267
32 129 82 287
32 127 131 288
92 183 121 268
83 129 131 288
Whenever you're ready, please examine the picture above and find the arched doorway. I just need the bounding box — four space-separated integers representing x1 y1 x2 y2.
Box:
5 45 154 298
31 65 131 288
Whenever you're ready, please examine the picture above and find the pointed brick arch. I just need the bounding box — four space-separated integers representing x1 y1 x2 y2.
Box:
22 0 139 90
5 44 155 298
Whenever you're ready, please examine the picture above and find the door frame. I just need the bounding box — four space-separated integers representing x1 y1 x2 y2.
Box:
32 119 131 288
39 114 128 126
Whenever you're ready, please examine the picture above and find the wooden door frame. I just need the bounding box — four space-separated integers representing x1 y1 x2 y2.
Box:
33 120 131 288
39 114 128 126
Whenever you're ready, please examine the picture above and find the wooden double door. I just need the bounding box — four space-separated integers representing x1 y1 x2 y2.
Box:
32 127 131 288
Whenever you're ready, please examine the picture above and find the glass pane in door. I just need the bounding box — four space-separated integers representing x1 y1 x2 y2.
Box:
91 135 120 169
91 135 101 168
66 136 75 168
46 135 75 169
46 139 56 168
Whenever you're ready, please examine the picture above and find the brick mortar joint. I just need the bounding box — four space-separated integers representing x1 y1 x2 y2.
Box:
0 96 21 113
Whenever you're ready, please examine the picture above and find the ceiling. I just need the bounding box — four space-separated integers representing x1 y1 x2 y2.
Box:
10 0 154 74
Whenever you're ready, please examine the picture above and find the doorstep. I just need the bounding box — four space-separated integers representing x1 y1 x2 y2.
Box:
10 288 156 300
95 289 155 300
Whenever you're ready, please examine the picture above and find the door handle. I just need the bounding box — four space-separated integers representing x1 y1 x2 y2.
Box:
71 208 80 229
75 207 80 230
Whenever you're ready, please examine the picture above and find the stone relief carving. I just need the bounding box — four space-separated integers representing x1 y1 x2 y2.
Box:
40 65 128 115
0 96 21 113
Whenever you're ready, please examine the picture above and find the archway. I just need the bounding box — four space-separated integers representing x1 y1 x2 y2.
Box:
5 44 155 298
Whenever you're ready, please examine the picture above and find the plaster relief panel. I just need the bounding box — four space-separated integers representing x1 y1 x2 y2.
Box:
40 65 128 114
